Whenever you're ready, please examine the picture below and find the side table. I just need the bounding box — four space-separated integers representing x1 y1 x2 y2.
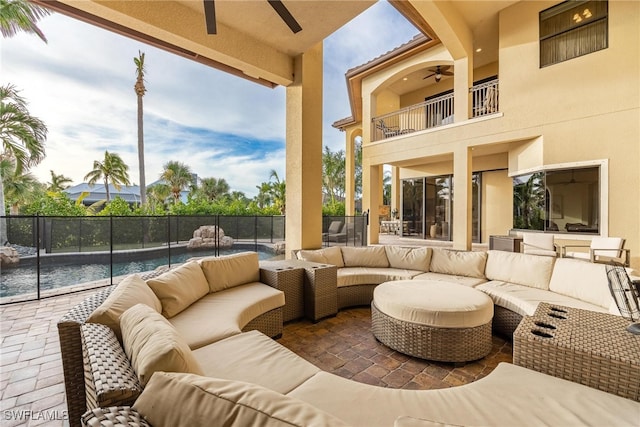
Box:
259 261 304 322
513 302 640 401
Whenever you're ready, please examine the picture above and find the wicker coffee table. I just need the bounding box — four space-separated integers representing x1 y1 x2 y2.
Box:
514 302 640 401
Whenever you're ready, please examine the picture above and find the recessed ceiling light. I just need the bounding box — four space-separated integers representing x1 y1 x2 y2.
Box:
475 48 482 53
403 77 408 81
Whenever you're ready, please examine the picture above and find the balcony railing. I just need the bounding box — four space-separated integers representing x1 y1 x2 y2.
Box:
371 79 499 142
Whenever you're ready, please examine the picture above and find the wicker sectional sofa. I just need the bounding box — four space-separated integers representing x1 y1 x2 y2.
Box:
295 245 626 337
60 247 640 427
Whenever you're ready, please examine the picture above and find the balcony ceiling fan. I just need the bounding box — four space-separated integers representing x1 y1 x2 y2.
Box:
203 0 302 35
423 65 453 82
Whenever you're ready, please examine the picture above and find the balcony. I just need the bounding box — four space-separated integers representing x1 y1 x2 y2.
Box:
371 79 499 142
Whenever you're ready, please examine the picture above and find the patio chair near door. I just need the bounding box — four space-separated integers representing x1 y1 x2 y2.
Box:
520 233 558 257
562 237 630 267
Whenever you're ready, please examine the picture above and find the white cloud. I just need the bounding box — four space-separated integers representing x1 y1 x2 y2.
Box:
1 1 417 197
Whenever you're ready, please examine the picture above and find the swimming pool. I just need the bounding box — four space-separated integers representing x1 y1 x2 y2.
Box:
0 247 279 299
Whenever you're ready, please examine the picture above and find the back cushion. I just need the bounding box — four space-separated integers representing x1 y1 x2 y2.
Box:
485 250 555 290
120 304 203 386
146 261 209 318
384 246 432 271
548 258 613 308
430 249 487 278
341 246 389 268
296 246 344 267
133 372 350 427
87 274 162 340
199 252 260 293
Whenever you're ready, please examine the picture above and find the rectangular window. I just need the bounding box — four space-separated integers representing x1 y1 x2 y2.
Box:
540 0 608 67
513 167 600 233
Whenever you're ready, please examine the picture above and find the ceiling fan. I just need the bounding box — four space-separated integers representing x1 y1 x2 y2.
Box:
423 65 453 82
203 0 302 35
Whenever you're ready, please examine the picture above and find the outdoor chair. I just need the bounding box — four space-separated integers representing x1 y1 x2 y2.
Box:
322 221 344 242
562 237 630 267
376 120 401 139
520 232 557 257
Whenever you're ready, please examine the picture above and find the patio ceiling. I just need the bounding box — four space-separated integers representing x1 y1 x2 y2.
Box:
35 0 375 87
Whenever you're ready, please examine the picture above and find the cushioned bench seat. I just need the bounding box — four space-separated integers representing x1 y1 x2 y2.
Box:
412 271 487 286
287 363 639 427
338 267 423 287
169 282 285 349
476 281 608 317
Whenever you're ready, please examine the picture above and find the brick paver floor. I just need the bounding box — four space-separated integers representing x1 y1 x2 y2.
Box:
1 288 511 427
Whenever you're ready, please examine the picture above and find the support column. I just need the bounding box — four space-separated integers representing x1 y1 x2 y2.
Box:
391 166 400 218
285 42 323 256
345 129 356 215
453 146 472 250
453 57 472 122
363 160 380 244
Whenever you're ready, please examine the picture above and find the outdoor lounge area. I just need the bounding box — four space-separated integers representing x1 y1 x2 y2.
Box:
2 242 638 427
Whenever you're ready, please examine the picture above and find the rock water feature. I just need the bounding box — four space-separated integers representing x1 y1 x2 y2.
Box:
187 225 234 250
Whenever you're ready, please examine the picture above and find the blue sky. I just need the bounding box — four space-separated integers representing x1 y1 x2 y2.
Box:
2 1 417 197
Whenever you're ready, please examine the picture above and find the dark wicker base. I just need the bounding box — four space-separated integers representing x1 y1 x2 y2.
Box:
337 284 376 309
493 305 523 338
371 302 493 363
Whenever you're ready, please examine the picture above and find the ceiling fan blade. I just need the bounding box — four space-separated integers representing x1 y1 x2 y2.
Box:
268 0 302 34
423 73 435 80
203 0 216 34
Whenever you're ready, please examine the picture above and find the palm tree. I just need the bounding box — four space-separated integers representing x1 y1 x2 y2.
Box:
199 177 230 201
0 84 47 244
84 151 131 202
160 160 194 204
322 146 345 205
47 170 72 192
254 182 272 209
146 182 171 212
0 0 50 42
3 167 40 214
268 169 286 214
133 51 147 205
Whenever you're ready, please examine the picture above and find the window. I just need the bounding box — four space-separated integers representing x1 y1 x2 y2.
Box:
513 167 600 233
540 0 608 67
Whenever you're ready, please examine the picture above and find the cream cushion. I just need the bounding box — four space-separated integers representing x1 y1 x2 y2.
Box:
297 246 345 267
548 258 613 309
429 249 486 278
120 304 203 386
475 281 607 317
169 283 285 349
199 252 260 293
485 250 555 290
288 363 640 427
412 272 486 287
193 330 319 394
384 246 431 271
341 246 389 268
373 280 493 328
337 268 422 287
146 261 209 318
132 372 350 427
87 274 161 340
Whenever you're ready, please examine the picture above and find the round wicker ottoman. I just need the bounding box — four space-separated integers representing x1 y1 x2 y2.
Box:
371 280 494 362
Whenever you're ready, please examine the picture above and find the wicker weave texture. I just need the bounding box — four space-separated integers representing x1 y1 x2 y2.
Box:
337 284 377 310
259 264 305 322
81 324 142 411
492 305 523 338
241 307 283 338
302 264 338 321
81 406 151 427
514 303 640 401
371 302 493 362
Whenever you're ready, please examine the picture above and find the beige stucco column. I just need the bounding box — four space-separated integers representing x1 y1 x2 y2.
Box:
391 166 400 218
453 57 472 122
452 146 472 250
363 159 380 244
344 127 358 215
285 42 323 256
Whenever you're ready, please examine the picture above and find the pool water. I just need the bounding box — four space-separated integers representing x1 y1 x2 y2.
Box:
0 248 277 298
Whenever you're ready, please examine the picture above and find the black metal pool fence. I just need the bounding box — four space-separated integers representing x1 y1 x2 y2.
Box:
0 214 367 304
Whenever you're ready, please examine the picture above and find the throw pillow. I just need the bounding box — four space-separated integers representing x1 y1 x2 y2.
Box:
133 372 350 427
87 274 162 340
146 261 209 318
199 252 260 293
120 304 203 386
296 246 344 267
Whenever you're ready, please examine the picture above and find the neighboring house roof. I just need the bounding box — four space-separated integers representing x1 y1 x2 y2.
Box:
64 183 142 204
